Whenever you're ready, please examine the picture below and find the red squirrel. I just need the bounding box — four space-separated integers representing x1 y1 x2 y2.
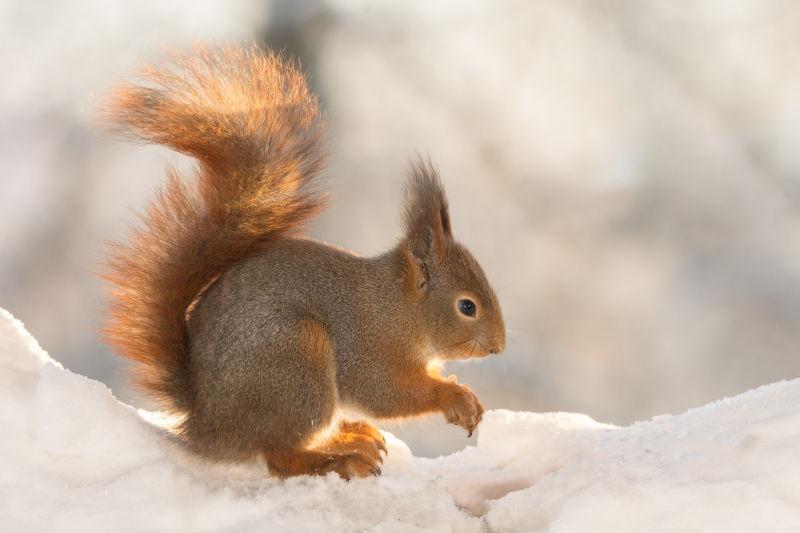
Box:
102 44 505 479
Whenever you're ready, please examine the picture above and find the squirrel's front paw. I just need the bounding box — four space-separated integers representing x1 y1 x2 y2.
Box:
441 383 484 437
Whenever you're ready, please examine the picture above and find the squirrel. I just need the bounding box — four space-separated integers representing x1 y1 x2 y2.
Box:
101 44 505 480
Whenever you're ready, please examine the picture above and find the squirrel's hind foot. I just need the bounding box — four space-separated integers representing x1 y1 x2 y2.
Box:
337 420 387 456
265 433 383 480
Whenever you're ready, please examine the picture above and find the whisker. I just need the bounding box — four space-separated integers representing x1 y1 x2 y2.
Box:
468 339 478 358
421 337 473 359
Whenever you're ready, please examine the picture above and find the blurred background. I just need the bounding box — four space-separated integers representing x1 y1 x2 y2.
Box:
3 0 800 457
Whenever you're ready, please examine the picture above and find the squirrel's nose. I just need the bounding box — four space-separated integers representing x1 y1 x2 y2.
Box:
489 334 506 354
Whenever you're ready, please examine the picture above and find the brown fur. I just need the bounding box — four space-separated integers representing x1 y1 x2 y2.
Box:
102 44 505 479
298 318 333 363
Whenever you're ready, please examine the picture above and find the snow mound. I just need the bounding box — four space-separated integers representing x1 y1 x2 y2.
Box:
1 307 799 532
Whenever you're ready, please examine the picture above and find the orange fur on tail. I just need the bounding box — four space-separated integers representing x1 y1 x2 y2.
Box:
101 44 327 413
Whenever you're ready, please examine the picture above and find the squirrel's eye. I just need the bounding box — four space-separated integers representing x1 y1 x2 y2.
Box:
458 299 476 317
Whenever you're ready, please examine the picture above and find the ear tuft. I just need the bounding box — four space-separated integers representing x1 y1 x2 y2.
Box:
402 157 452 262
439 205 451 235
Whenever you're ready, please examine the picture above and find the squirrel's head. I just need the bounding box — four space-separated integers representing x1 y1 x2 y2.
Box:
398 159 505 361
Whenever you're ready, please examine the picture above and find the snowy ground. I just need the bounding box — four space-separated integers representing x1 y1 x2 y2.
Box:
1 306 798 533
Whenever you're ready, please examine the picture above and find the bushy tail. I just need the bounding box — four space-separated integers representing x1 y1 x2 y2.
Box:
101 44 327 414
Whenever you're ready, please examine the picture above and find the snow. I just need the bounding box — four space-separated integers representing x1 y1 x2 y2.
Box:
1 306 799 533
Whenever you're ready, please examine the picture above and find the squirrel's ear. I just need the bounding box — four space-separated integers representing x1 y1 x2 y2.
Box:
399 241 430 293
401 158 452 269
